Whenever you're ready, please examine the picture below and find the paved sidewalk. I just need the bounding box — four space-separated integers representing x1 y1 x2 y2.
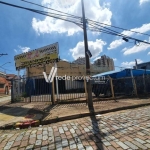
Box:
0 98 150 128
43 98 150 122
0 106 150 150
0 96 11 103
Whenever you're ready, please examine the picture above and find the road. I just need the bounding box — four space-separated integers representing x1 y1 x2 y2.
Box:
0 106 150 150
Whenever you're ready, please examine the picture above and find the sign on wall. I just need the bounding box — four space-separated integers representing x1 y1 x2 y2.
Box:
14 42 59 70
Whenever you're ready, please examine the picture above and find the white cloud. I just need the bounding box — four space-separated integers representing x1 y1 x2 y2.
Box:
108 23 150 50
62 59 68 61
140 0 150 5
70 39 106 60
14 46 31 54
113 58 117 61
147 52 150 55
32 17 81 36
108 39 124 50
32 0 112 35
121 59 143 68
123 42 150 55
18 46 30 53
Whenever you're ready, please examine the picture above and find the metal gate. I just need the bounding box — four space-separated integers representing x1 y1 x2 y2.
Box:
11 76 52 103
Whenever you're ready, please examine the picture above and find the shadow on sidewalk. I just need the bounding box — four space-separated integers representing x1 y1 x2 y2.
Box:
88 106 105 150
0 103 45 118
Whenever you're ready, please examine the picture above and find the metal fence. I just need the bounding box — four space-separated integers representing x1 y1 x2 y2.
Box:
113 77 135 97
11 74 150 103
92 75 150 99
54 77 85 101
134 75 150 95
11 76 86 103
11 76 52 103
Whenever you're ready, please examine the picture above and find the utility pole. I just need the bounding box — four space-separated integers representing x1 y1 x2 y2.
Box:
81 0 93 109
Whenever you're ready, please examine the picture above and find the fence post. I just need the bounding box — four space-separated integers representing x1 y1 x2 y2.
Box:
84 78 88 104
133 77 138 97
143 74 146 94
130 70 138 97
29 90 31 103
108 76 115 100
11 80 14 103
51 79 56 105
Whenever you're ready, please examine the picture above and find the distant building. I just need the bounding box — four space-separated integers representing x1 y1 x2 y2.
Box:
72 57 86 65
134 61 150 70
94 55 114 70
0 73 18 95
0 72 10 94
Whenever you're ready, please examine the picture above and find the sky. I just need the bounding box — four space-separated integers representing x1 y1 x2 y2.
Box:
0 0 150 75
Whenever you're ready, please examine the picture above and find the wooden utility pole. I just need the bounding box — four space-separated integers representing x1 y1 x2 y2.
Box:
81 0 93 109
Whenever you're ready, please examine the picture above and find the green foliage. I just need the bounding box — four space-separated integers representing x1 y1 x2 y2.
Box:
22 92 28 98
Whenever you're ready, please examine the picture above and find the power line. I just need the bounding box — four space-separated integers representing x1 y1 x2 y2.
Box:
21 0 81 19
87 19 150 37
87 22 150 45
0 1 81 24
0 1 150 45
87 24 150 45
21 0 150 37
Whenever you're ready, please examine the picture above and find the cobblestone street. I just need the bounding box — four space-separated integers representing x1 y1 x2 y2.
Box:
0 106 150 150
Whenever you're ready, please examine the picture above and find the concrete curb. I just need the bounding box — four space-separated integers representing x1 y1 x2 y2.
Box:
0 120 40 130
41 102 150 125
1 102 150 130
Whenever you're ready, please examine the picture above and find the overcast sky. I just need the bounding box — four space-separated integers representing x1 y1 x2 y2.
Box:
0 0 150 75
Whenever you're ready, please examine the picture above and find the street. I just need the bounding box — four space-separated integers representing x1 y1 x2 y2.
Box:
0 106 150 150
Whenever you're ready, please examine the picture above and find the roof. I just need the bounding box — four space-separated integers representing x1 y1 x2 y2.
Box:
93 70 120 77
6 74 17 80
93 69 150 78
0 71 6 76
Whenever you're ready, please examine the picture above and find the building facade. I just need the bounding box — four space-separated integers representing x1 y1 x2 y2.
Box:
72 57 86 65
0 72 10 94
94 55 114 70
134 61 150 70
27 56 115 77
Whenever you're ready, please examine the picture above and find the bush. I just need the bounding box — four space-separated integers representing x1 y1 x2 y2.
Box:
22 92 28 98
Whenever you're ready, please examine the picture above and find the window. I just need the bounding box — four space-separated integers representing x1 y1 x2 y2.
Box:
0 84 4 88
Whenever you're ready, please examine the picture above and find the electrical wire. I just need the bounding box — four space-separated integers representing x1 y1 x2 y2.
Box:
22 0 150 36
0 1 150 45
88 22 129 37
87 22 150 45
0 1 81 25
87 26 150 45
87 19 150 37
21 0 81 19
21 0 150 37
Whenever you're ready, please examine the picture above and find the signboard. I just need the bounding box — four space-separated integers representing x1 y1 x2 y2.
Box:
14 42 59 70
